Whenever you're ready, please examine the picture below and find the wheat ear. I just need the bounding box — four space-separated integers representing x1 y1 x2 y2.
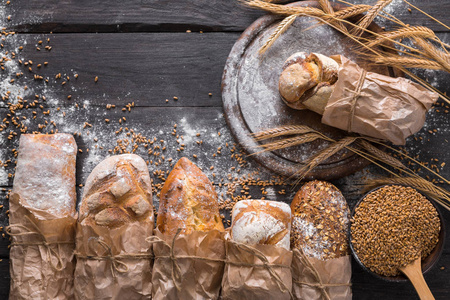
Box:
372 56 444 70
253 133 322 153
260 14 298 54
366 26 436 48
252 125 315 141
358 140 407 170
352 0 393 36
415 38 450 73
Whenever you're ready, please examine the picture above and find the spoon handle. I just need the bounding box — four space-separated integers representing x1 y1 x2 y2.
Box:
400 258 435 300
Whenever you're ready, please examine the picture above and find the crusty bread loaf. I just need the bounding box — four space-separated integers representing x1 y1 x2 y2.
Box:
279 52 339 114
231 200 291 250
12 133 77 217
157 157 224 236
79 154 153 227
291 180 350 260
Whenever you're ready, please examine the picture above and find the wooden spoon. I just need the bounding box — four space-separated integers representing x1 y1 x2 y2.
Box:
399 257 435 300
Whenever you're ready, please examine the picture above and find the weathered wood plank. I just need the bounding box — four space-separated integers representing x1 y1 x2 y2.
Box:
0 32 239 108
3 0 450 33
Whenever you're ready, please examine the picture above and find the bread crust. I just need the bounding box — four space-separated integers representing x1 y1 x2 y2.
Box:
231 200 291 250
79 154 153 227
291 180 350 260
13 133 77 217
157 157 224 236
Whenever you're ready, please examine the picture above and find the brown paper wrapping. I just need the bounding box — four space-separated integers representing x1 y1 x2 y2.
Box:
292 249 352 300
8 193 77 300
74 221 153 300
221 240 293 300
150 228 225 300
322 55 438 145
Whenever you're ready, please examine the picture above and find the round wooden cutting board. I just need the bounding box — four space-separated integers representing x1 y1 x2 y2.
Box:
222 1 392 180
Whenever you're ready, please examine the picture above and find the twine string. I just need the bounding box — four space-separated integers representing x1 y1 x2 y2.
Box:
293 249 351 300
227 241 294 300
6 215 74 272
342 69 368 132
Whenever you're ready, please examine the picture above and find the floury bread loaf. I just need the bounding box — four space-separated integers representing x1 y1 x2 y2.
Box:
157 157 224 236
222 199 293 300
9 133 78 299
78 154 154 227
290 180 350 259
231 199 291 250
152 157 226 300
75 154 154 300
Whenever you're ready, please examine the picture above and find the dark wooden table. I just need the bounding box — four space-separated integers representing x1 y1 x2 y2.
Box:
0 1 449 299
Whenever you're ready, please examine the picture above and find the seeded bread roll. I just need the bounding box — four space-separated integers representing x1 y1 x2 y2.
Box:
291 181 350 260
231 200 291 250
13 133 77 217
79 154 154 227
279 52 339 114
157 157 224 236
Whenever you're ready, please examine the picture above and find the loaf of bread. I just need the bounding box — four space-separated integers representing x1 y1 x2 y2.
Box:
13 133 77 217
157 157 224 236
279 52 339 114
231 200 291 250
79 154 153 227
291 180 350 260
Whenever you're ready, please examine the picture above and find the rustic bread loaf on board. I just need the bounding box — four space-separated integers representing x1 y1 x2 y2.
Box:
291 180 350 260
279 52 339 114
79 154 154 227
231 199 291 250
157 157 224 236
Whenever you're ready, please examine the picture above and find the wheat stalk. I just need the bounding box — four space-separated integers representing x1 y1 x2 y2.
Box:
260 14 298 54
358 140 407 170
365 26 436 48
294 136 359 180
252 125 316 141
352 0 393 36
254 133 322 153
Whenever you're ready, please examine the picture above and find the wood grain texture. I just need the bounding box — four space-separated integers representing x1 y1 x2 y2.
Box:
2 0 450 33
0 32 238 108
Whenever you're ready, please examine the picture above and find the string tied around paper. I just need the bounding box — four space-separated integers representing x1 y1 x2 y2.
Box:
339 69 369 132
226 241 294 300
146 228 226 291
6 215 74 272
75 239 153 278
293 248 352 300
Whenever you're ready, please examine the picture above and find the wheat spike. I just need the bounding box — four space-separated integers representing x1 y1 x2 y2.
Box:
415 38 450 73
318 0 348 33
295 136 358 179
359 140 407 170
366 26 436 48
255 133 322 153
326 4 372 21
373 56 444 70
242 0 325 17
252 125 315 141
260 14 298 54
352 0 393 36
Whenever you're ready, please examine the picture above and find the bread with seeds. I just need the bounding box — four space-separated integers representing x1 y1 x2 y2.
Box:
231 199 291 250
157 157 224 236
79 154 154 227
291 180 350 260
